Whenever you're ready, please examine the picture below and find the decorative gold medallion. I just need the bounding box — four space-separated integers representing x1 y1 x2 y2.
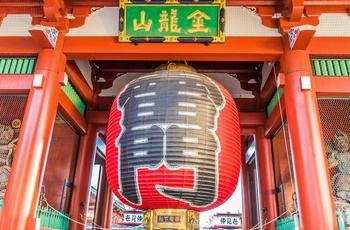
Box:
11 119 21 129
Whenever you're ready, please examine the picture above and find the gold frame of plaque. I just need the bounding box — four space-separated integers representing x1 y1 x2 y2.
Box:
143 209 199 230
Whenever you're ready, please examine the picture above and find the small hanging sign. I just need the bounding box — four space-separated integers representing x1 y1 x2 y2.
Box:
118 0 225 43
214 213 242 229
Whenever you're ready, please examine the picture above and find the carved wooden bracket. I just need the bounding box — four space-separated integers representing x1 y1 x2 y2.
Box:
40 17 70 35
43 0 66 22
91 73 119 94
279 17 318 50
282 0 304 22
257 0 304 29
68 7 92 28
0 2 92 32
29 25 59 49
258 7 278 28
0 8 7 27
278 16 319 34
90 61 127 94
40 6 96 33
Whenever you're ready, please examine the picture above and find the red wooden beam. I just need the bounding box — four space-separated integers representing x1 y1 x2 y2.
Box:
1 36 349 60
86 110 109 126
0 37 40 55
0 2 43 7
65 60 95 106
240 127 257 135
0 75 33 93
239 111 266 128
0 1 349 17
62 0 350 11
309 37 350 55
58 89 87 134
260 62 279 108
0 36 283 61
314 77 350 97
264 93 285 137
63 36 283 61
95 96 114 110
62 0 281 7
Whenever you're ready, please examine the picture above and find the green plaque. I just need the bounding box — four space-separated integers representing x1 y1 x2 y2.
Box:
118 0 225 43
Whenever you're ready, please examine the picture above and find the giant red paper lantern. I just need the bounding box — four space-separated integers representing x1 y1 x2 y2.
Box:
106 69 241 212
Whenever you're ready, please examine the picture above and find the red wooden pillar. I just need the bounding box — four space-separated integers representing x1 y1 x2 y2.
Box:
255 126 277 230
281 50 337 229
101 186 113 229
240 139 251 230
0 36 66 229
69 124 97 230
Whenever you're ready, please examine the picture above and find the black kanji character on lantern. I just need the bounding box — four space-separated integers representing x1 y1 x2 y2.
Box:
116 71 225 207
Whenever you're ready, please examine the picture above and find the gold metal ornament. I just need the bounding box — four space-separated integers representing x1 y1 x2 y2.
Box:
143 209 199 230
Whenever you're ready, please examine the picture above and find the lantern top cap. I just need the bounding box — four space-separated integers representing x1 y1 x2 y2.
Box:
155 62 197 73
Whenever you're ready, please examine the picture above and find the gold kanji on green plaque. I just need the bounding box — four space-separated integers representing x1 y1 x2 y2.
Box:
118 0 225 43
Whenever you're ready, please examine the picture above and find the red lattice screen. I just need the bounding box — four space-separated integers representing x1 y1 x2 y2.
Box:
318 98 350 212
0 95 28 200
